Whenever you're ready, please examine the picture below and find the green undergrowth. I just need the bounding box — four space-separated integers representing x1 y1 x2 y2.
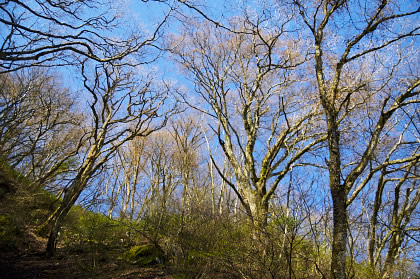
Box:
0 160 162 277
0 160 132 256
0 159 330 278
2 158 408 278
0 159 57 252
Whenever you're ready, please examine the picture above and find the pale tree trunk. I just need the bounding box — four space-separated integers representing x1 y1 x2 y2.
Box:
106 174 121 218
382 195 402 279
122 179 130 218
368 170 386 269
209 161 216 216
382 167 419 278
108 184 121 218
181 175 189 216
217 158 229 216
218 178 226 216
280 168 293 278
242 186 269 241
382 233 400 279
202 128 217 216
130 174 138 220
128 153 142 219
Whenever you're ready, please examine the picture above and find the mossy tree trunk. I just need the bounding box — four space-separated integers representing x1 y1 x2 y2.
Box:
46 178 85 256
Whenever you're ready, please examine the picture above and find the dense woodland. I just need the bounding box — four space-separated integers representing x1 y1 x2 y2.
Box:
0 0 419 278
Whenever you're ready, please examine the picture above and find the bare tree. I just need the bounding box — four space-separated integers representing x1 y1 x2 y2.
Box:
169 116 207 215
171 17 325 239
0 0 172 72
359 146 420 277
0 69 82 188
99 114 209 221
43 61 177 256
137 130 179 219
291 0 419 278
381 162 419 278
103 138 149 220
97 130 177 220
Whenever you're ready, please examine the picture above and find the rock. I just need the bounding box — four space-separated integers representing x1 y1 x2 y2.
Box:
122 244 165 266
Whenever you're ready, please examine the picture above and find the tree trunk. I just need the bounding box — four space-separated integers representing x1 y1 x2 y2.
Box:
242 187 269 239
368 171 386 269
326 116 348 279
382 232 399 279
331 186 348 279
45 179 84 257
382 179 402 279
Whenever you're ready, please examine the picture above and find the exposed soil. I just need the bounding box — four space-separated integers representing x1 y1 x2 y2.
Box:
0 230 173 279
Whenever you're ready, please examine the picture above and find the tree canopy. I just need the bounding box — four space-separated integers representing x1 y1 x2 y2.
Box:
0 1 418 278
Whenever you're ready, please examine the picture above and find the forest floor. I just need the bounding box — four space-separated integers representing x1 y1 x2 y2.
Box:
0 229 173 279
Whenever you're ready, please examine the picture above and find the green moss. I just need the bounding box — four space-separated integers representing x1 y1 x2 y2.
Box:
122 244 165 266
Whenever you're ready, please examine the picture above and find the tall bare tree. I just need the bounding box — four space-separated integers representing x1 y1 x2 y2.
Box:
169 116 207 215
353 132 420 277
171 17 325 238
291 0 419 277
44 61 177 256
174 1 419 277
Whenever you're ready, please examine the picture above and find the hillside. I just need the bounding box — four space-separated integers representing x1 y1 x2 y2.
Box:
0 161 172 279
